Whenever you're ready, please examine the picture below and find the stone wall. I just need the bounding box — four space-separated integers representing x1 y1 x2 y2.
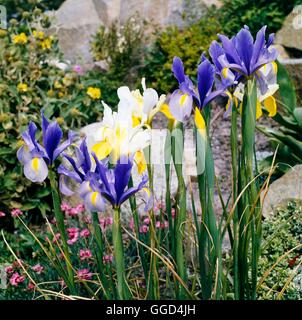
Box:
49 0 221 65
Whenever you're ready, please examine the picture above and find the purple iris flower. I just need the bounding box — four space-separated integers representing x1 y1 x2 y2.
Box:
215 25 278 78
91 154 148 208
169 55 224 122
58 139 150 212
197 54 225 108
58 138 96 197
17 112 76 183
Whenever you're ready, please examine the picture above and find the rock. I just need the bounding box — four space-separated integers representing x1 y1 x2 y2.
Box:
49 0 222 65
48 0 103 66
273 44 290 61
281 59 302 105
275 8 302 54
262 165 302 217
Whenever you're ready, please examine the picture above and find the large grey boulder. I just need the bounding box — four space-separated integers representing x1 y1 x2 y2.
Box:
262 165 302 217
275 7 302 53
49 0 221 65
48 0 102 66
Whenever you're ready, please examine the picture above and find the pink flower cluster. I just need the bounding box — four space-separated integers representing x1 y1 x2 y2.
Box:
80 228 90 238
0 211 6 217
103 255 113 264
77 269 92 280
79 249 92 261
32 264 44 275
156 220 169 229
52 233 61 243
9 272 25 286
99 216 113 231
73 65 84 75
67 227 79 245
11 209 23 218
61 202 85 217
131 214 169 234
5 265 14 274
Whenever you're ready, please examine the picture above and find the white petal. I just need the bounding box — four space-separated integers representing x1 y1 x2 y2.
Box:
143 88 159 115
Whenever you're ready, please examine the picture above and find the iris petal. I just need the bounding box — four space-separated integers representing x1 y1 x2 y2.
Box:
24 157 48 183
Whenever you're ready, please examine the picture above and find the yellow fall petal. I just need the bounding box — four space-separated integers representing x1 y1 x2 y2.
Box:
194 107 206 138
134 150 147 175
132 115 141 128
256 99 263 120
92 140 112 160
225 98 232 111
272 61 278 75
263 96 277 117
160 103 175 120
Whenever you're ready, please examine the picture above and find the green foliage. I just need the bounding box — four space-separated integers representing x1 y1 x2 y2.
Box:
258 201 302 300
91 17 147 90
0 11 105 218
215 0 302 36
2 0 64 20
259 61 302 177
141 14 222 93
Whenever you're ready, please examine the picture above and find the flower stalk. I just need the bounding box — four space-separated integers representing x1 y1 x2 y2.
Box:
171 122 187 299
112 207 130 300
48 168 75 293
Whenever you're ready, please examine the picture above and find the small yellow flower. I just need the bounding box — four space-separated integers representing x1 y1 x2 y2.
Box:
87 87 101 100
47 89 55 97
56 117 64 125
12 33 28 44
58 91 65 98
54 81 62 89
40 37 52 50
16 140 24 148
33 30 44 39
17 83 28 93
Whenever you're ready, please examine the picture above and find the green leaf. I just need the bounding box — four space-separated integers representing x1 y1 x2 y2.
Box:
35 187 51 198
293 107 302 128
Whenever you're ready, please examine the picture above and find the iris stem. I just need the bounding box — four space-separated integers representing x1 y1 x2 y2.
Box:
231 103 240 300
91 211 111 299
48 168 75 294
172 122 187 299
147 146 160 300
112 207 130 300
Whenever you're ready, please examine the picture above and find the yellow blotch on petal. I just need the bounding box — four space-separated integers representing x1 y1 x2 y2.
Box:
134 150 147 175
179 94 188 106
194 107 206 138
92 140 112 160
91 192 98 206
264 96 277 117
256 99 263 120
143 187 151 197
160 103 175 120
272 61 278 75
132 115 141 128
222 67 229 79
31 158 39 172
